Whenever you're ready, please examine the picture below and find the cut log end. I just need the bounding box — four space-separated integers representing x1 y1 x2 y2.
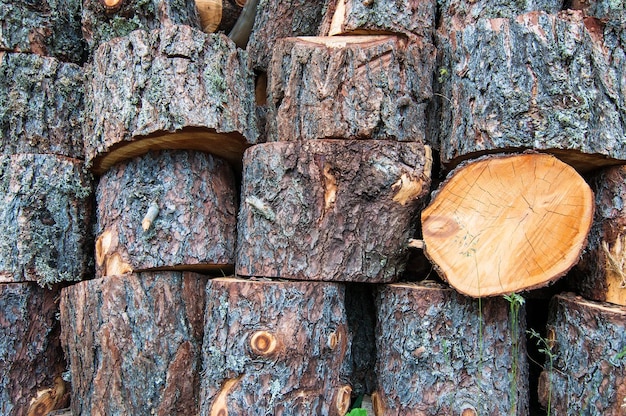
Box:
26 376 67 416
335 385 352 415
196 0 223 33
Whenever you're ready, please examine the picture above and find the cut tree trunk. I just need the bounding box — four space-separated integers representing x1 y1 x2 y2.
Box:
236 140 432 283
0 283 68 416
0 53 84 159
570 165 626 306
95 150 237 278
0 154 94 286
195 0 244 34
200 277 352 416
266 35 435 143
60 271 209 416
82 0 201 53
83 24 257 174
319 0 435 40
421 153 594 297
538 292 626 414
373 282 529 416
435 11 626 172
0 0 84 63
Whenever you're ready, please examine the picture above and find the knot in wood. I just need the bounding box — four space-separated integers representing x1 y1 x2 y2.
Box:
460 407 478 416
335 385 352 415
99 0 123 12
327 331 339 350
250 330 277 356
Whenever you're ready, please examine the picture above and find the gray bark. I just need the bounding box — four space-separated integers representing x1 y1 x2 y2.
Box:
569 0 626 20
0 154 94 286
0 53 84 159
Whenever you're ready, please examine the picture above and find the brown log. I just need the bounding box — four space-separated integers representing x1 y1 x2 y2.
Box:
200 277 352 416
95 150 237 278
421 153 594 297
319 0 435 40
266 35 435 143
435 11 626 173
195 0 243 34
236 140 432 283
0 283 68 416
0 53 84 159
83 25 257 174
60 272 208 416
0 0 84 63
374 282 529 415
0 154 94 286
537 292 626 414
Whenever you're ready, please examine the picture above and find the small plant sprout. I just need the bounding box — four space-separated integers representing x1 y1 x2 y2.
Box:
528 328 557 416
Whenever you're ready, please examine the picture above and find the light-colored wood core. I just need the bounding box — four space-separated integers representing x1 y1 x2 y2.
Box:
249 330 278 356
335 385 352 415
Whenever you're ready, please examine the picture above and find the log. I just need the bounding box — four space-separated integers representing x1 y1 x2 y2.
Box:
82 0 201 53
373 282 529 415
200 277 352 416
319 0 435 40
0 154 94 286
95 150 237 278
266 35 435 143
0 52 84 159
236 140 432 283
195 0 244 34
60 271 209 416
421 153 594 297
538 292 626 414
437 0 561 29
84 24 258 174
435 11 626 173
0 0 84 63
0 283 68 416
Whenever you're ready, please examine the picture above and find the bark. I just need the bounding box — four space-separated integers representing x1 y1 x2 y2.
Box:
236 140 432 283
0 53 84 159
0 0 84 63
95 150 237 278
246 0 329 72
83 24 257 174
319 0 435 41
538 292 626 414
569 0 626 20
373 282 529 416
0 154 94 286
421 153 594 297
200 277 352 416
266 35 435 143
435 11 626 173
0 283 68 416
60 272 208 416
81 0 201 53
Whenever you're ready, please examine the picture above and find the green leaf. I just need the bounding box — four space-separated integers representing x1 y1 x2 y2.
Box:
346 409 368 416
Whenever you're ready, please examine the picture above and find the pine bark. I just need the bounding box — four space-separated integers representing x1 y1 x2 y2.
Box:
83 24 258 174
0 154 94 286
373 282 529 416
0 283 68 416
435 11 626 172
236 140 432 283
200 277 352 416
437 0 561 29
0 0 84 63
0 53 85 159
570 0 625 20
266 35 435 143
60 272 209 416
538 292 626 414
95 150 237 277
421 153 594 297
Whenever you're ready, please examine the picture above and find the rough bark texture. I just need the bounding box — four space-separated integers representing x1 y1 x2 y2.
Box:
0 53 84 159
95 150 237 278
570 0 626 20
84 24 257 174
266 35 435 143
246 0 329 72
437 0 561 29
538 292 626 414
0 0 84 63
421 153 594 297
374 282 529 415
319 0 436 40
0 154 94 286
0 283 68 416
570 166 626 305
81 0 201 53
435 11 626 172
60 272 208 416
200 277 352 416
236 140 432 283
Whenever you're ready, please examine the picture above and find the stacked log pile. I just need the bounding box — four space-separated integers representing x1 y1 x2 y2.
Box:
0 0 625 415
